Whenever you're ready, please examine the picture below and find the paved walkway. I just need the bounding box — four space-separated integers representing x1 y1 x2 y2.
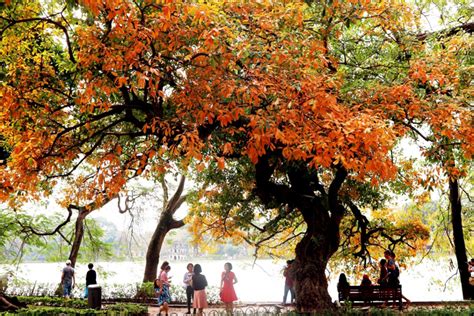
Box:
147 301 473 315
148 303 293 315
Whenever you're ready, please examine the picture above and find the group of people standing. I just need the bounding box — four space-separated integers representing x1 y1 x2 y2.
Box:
154 261 238 316
377 250 402 287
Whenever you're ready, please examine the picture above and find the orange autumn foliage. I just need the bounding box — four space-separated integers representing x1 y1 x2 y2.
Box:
0 0 412 204
2 0 472 310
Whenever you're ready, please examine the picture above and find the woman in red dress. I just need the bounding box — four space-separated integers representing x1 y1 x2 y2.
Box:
220 262 238 314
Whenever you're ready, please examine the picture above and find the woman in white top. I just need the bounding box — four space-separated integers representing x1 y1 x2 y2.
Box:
183 263 195 314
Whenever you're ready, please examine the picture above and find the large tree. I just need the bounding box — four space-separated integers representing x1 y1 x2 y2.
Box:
400 32 473 298
1 0 471 311
186 0 472 310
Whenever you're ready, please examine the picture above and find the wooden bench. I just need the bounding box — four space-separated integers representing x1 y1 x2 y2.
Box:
338 285 403 310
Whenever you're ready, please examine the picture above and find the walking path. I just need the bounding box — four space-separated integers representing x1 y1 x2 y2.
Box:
148 302 293 315
147 301 472 315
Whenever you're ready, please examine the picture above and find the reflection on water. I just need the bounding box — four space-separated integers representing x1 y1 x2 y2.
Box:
0 258 463 302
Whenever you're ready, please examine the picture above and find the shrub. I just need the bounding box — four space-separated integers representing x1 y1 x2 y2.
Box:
6 279 223 304
0 303 148 316
17 296 87 308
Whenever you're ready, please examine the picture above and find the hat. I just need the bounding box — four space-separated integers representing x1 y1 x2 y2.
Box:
66 260 71 265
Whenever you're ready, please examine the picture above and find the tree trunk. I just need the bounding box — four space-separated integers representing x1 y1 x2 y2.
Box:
449 178 473 299
292 202 340 312
253 160 346 312
142 176 187 283
143 220 170 282
68 211 87 268
293 233 334 311
67 195 116 267
290 166 346 312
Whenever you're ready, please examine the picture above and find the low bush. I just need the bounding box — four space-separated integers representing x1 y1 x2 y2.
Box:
17 296 87 308
0 303 148 315
332 306 474 316
106 303 148 314
403 306 474 316
135 281 221 304
6 280 222 303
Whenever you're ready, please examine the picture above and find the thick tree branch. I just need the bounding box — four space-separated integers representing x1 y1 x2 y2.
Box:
347 200 370 258
166 175 186 212
14 207 73 241
328 165 347 212
417 22 474 41
169 219 185 230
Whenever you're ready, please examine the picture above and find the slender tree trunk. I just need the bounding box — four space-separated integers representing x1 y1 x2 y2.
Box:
68 211 87 267
67 195 115 267
142 176 187 283
449 178 473 299
143 220 170 282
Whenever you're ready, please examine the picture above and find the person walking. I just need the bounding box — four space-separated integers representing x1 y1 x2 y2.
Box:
61 260 75 298
159 261 170 286
220 262 238 315
192 264 208 316
282 260 295 305
154 278 170 316
84 263 97 298
183 263 195 314
159 263 172 309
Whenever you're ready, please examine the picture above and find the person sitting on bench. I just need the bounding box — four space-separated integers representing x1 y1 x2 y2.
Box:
360 274 372 286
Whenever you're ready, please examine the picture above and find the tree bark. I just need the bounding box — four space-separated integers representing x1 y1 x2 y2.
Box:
142 176 186 283
143 217 171 282
449 177 473 299
67 195 116 267
254 159 347 312
293 228 336 311
68 210 87 268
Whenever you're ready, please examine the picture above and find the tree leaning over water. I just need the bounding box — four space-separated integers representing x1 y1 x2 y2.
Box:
0 0 472 311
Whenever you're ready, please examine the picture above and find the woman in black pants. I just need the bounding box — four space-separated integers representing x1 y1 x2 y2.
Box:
183 263 195 314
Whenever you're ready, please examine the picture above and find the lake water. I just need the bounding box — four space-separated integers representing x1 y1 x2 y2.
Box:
0 258 463 302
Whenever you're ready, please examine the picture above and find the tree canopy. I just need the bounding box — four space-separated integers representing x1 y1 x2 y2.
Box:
1 0 472 310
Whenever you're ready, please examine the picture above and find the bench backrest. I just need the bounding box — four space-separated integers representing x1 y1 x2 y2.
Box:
339 285 402 302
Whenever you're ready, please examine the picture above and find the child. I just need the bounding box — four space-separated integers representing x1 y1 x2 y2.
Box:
84 263 97 298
